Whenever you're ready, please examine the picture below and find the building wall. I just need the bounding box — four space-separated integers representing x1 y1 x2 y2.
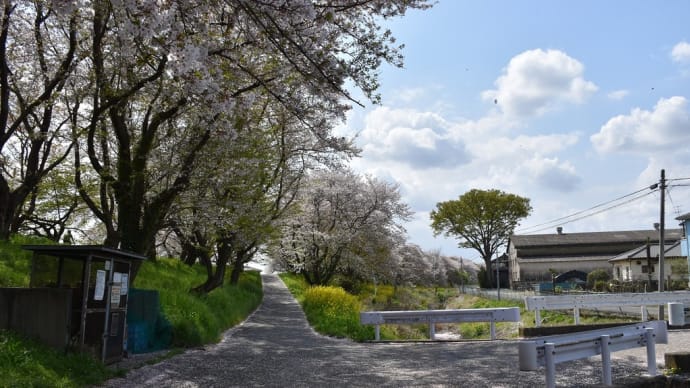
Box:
611 257 686 282
517 258 611 282
0 288 72 349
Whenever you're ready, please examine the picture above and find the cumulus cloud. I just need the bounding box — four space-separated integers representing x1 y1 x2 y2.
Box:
470 133 579 161
607 90 629 100
482 49 598 117
391 85 444 104
671 41 690 64
359 107 470 169
525 157 581 192
591 96 690 154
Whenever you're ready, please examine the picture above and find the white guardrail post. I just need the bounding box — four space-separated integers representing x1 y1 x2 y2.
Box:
544 343 555 388
645 327 656 376
600 334 612 385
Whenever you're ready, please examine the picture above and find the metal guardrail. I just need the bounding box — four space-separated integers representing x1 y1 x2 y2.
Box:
524 291 690 326
359 307 521 341
519 320 668 388
462 286 534 301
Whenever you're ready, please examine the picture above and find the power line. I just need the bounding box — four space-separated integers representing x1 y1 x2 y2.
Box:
516 185 657 234
667 184 687 218
518 190 657 234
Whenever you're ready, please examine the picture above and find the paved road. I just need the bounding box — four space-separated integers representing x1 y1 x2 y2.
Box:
102 274 690 387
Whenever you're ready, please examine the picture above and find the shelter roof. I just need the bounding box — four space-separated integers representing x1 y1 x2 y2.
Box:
22 245 146 261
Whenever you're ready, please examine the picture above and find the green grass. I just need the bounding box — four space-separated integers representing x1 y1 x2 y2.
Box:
133 259 263 347
0 329 118 387
0 235 263 387
0 234 55 287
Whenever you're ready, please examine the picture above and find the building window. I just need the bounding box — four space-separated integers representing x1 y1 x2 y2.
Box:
616 267 621 279
641 265 655 273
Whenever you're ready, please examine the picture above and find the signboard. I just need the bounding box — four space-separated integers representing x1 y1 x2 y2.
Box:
95 270 106 301
121 274 129 295
110 284 121 306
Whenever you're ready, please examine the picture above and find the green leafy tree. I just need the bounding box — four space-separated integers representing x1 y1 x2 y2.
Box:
430 189 532 286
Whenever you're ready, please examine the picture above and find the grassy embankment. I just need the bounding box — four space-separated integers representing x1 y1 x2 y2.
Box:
280 273 638 341
0 235 263 387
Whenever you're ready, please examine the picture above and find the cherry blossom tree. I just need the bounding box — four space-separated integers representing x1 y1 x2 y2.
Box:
166 96 357 293
271 169 411 285
0 2 78 240
68 0 431 262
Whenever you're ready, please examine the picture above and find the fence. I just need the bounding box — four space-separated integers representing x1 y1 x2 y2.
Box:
524 291 690 327
462 286 535 301
360 307 521 341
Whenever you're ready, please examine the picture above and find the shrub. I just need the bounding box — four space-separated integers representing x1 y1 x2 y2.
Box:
586 269 610 290
302 286 372 341
593 280 609 292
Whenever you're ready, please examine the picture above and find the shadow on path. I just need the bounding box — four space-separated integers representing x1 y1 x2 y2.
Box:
101 274 662 387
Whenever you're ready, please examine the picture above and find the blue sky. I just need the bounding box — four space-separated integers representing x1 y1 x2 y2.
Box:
340 1 690 263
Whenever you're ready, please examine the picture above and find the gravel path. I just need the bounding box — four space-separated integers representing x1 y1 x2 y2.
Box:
101 274 690 387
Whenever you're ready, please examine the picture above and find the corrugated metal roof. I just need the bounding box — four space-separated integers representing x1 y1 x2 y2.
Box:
676 212 690 221
608 240 682 262
510 229 682 248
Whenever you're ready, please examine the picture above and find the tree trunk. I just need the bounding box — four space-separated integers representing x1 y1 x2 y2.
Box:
228 244 258 285
191 241 230 294
483 255 493 288
0 186 16 241
230 263 243 285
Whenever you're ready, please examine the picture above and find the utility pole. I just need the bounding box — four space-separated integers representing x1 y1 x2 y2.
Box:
658 169 666 320
496 255 501 301
646 238 652 292
460 257 465 293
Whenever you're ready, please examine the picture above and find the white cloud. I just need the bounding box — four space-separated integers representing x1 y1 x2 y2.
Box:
390 86 442 104
359 107 470 169
470 133 580 161
353 106 583 214
591 96 690 154
482 49 598 117
524 157 581 192
671 41 690 64
607 90 629 100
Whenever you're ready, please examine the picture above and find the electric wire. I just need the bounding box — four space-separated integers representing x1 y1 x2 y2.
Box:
666 184 687 218
516 185 657 234
518 190 658 234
